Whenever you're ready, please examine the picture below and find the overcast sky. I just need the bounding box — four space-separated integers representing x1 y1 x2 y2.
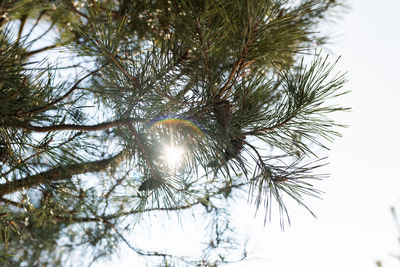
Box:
93 0 400 266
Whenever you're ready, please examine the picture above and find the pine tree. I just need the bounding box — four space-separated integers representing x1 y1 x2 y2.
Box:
0 0 348 266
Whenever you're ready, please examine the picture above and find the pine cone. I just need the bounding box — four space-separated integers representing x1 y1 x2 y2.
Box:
207 134 246 167
213 100 232 133
224 135 245 161
138 178 160 191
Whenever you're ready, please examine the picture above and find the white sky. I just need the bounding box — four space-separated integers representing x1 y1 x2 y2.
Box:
91 0 400 266
235 0 400 266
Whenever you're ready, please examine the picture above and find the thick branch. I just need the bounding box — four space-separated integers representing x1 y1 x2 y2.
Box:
19 117 143 132
0 152 124 196
56 204 195 224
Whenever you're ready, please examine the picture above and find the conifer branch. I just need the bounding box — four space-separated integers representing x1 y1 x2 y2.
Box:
15 68 100 118
98 41 139 85
195 18 212 91
18 118 144 133
54 181 250 224
0 197 23 208
56 204 195 224
0 152 125 196
246 111 298 135
24 44 59 57
24 10 47 40
219 20 258 100
26 21 56 46
16 14 27 44
0 1 348 264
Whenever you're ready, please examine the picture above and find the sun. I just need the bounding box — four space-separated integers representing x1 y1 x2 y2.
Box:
160 144 185 169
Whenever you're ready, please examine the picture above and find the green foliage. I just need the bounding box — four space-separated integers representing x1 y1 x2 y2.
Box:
0 0 348 266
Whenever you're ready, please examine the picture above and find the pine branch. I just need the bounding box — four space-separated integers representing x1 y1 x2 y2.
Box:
96 40 139 85
0 1 349 265
24 44 59 57
194 18 212 91
218 19 258 100
54 180 250 224
16 14 27 44
24 10 47 42
0 197 23 208
18 117 144 132
55 204 194 224
15 68 101 118
0 152 125 196
246 110 298 135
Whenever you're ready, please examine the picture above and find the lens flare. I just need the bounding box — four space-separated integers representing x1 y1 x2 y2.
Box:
148 116 204 137
160 144 185 168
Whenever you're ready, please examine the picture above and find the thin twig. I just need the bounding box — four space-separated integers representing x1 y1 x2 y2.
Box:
24 10 47 42
28 21 55 45
0 197 24 208
97 41 139 85
246 110 298 135
218 20 259 100
16 68 101 118
24 44 59 57
16 14 27 44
